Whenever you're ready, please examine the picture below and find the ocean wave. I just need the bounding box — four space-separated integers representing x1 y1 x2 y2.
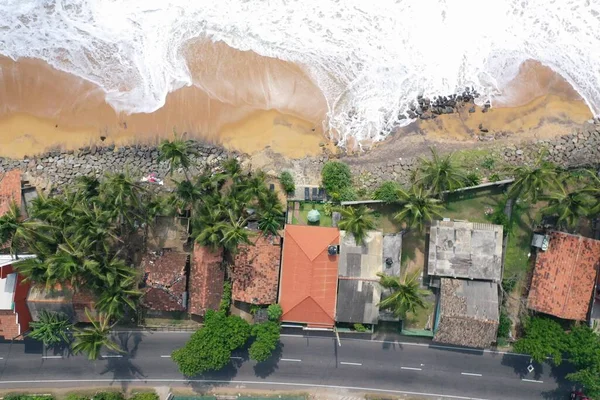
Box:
0 0 599 146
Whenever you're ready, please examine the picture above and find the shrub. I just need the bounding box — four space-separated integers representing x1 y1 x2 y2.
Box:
219 281 232 313
322 202 333 217
489 173 501 182
65 394 89 400
502 277 517 295
373 181 401 203
249 321 280 362
337 186 358 202
353 323 367 332
129 394 158 400
481 156 496 170
267 304 283 322
497 311 511 339
465 172 481 186
321 161 352 194
5 396 54 400
279 171 295 194
172 311 251 376
93 393 124 400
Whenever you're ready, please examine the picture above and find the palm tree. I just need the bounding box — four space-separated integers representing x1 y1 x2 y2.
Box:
72 309 121 360
242 171 269 203
69 204 119 253
337 205 377 245
12 257 52 286
222 158 244 183
192 206 227 251
580 169 600 215
414 148 467 196
74 175 101 202
257 191 285 237
172 179 202 211
393 186 444 230
95 277 140 320
100 172 146 229
507 155 560 202
541 186 595 228
27 310 73 348
0 202 52 258
157 132 198 179
220 211 253 254
92 256 137 288
377 270 430 318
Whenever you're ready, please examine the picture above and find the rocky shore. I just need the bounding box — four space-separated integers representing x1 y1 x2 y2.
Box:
0 123 599 194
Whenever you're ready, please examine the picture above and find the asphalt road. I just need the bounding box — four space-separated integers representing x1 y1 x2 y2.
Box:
0 331 574 400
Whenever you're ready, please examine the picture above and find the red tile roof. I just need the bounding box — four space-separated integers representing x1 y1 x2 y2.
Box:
189 246 224 316
528 231 600 321
0 170 21 217
140 251 189 312
279 225 339 328
231 235 281 305
0 264 31 340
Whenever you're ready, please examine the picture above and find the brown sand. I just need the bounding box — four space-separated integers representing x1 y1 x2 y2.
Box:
405 62 592 143
0 43 328 159
0 47 594 159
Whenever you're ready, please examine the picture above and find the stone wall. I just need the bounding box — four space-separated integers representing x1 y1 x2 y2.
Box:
0 142 240 192
349 125 600 191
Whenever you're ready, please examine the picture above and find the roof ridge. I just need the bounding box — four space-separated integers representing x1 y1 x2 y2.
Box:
284 295 335 321
561 235 582 317
286 226 320 262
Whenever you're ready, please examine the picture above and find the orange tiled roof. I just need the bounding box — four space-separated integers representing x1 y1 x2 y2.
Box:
279 225 339 327
140 251 189 312
189 246 224 316
231 235 281 305
0 170 22 217
527 231 600 321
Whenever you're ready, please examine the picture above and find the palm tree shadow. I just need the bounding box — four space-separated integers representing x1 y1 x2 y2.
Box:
99 355 146 391
112 331 144 358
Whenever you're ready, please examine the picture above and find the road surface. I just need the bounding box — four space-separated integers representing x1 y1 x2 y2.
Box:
0 331 572 399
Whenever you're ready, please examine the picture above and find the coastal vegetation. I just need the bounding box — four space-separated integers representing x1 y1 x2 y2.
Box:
279 171 296 195
377 270 430 318
321 160 356 201
337 205 377 245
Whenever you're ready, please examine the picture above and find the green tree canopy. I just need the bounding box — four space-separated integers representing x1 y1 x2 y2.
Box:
249 321 280 362
414 148 467 196
27 310 73 347
372 181 402 203
279 171 296 194
72 310 121 360
321 161 352 196
507 155 559 202
393 186 444 230
513 317 568 365
267 304 283 322
377 270 430 318
337 205 377 245
171 311 251 376
157 132 198 178
541 186 595 228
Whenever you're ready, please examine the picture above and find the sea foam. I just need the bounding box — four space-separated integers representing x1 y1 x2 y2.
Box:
1 0 599 146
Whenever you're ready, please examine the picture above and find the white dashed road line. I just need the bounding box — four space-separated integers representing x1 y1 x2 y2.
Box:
41 356 62 359
160 355 171 358
401 367 422 371
101 355 123 358
522 379 544 383
230 356 243 360
280 358 302 362
340 362 362 366
461 372 483 377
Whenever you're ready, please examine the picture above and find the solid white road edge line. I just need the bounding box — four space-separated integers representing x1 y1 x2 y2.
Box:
461 372 482 377
280 358 302 362
340 362 362 366
0 379 491 400
401 367 422 371
521 379 544 383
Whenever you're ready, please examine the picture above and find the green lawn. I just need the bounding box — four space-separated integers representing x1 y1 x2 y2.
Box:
297 202 333 227
369 203 403 234
443 186 505 222
403 297 435 330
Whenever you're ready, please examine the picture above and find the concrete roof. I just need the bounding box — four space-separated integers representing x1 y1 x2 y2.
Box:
434 278 499 348
336 231 383 324
336 279 381 324
428 220 503 282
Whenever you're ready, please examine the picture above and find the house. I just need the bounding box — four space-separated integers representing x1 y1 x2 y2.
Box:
428 220 503 282
189 246 224 317
231 235 281 305
433 278 499 348
336 231 383 325
278 225 339 328
140 250 189 314
428 220 504 347
0 255 35 340
27 284 96 323
527 231 600 321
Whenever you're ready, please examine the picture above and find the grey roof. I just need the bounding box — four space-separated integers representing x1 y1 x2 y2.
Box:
336 231 384 324
433 278 499 348
336 279 381 324
382 233 402 277
428 220 503 281
338 231 383 278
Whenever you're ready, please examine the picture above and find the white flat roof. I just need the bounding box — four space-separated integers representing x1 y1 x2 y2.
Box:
0 254 36 268
0 272 17 310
